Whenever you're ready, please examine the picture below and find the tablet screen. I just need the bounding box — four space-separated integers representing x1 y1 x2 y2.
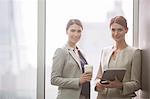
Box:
101 68 127 82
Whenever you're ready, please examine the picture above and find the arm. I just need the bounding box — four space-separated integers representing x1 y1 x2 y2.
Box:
51 48 80 89
122 49 141 95
95 49 104 80
95 49 107 93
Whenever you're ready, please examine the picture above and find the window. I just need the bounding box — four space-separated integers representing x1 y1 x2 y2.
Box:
0 0 37 99
46 0 133 98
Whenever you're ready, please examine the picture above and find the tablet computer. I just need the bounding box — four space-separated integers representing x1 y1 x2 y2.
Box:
101 68 127 82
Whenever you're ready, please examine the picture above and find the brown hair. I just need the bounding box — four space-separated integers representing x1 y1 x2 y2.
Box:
110 16 128 29
66 19 83 31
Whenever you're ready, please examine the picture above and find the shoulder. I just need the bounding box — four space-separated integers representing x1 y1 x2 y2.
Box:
102 45 113 53
124 46 141 59
54 46 69 57
126 46 141 53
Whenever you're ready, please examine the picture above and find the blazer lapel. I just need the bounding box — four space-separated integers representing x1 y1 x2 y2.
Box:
67 47 82 70
106 47 115 67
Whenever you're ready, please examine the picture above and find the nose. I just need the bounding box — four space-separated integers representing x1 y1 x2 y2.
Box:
74 31 81 36
74 34 78 37
113 31 118 36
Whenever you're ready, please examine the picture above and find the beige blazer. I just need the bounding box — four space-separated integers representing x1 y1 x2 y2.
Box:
51 44 84 99
96 46 141 99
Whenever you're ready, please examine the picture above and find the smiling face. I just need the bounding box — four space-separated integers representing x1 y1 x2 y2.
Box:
109 16 128 43
110 23 128 42
66 24 82 46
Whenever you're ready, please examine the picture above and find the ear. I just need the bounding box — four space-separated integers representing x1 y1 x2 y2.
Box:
125 27 128 33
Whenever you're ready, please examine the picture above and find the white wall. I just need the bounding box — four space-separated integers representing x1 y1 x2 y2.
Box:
139 0 150 98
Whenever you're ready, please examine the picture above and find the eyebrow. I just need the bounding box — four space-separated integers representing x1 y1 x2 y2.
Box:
70 29 82 32
111 28 123 31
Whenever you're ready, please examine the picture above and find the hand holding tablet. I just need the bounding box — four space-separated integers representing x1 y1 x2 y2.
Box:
100 68 127 84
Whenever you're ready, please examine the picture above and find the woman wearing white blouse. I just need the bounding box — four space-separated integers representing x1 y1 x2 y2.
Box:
95 16 141 99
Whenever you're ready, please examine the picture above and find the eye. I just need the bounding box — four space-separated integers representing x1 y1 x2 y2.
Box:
111 28 115 32
118 28 123 32
70 29 76 32
77 30 82 33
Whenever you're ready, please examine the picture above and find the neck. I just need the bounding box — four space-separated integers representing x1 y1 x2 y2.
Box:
115 40 127 50
67 41 76 48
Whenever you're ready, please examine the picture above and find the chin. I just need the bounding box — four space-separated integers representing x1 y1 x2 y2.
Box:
72 41 78 44
73 40 79 43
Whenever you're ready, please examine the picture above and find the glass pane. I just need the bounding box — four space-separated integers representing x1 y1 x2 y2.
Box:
46 0 133 99
0 0 37 99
